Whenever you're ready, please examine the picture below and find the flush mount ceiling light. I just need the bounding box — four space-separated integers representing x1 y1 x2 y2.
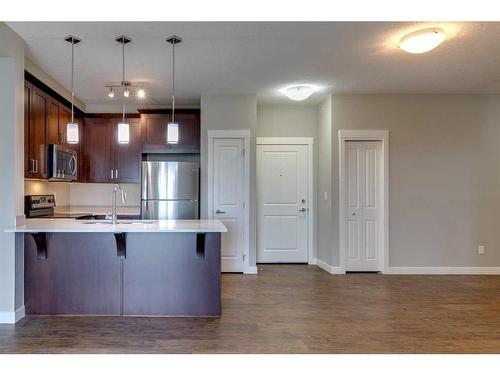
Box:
116 35 131 144
399 28 445 54
166 35 182 144
64 35 81 144
283 85 317 101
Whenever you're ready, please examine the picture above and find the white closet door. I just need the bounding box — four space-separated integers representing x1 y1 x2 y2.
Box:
213 138 245 272
345 141 382 271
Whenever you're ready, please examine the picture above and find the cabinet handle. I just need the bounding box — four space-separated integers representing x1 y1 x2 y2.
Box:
115 169 119 179
111 169 114 179
34 160 38 173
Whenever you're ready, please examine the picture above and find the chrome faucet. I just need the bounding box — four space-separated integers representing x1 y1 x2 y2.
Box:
111 184 127 224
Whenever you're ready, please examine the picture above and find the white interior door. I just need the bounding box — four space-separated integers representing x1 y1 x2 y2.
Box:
257 144 309 263
345 141 382 271
212 138 245 272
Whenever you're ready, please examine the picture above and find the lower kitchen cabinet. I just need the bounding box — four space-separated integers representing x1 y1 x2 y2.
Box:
84 116 141 183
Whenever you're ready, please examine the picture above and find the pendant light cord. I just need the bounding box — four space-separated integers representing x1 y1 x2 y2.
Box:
70 39 74 123
122 38 125 124
172 40 175 123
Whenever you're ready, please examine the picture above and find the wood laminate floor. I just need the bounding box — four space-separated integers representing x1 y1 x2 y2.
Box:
1 265 500 353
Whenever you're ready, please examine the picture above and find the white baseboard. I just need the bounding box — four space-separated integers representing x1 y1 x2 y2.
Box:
244 266 258 274
310 258 345 274
385 267 500 275
0 305 25 324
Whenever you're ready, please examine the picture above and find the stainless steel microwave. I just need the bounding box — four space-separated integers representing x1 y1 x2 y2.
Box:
47 144 78 181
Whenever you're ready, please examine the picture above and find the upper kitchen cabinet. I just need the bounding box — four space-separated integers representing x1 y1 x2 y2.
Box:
140 110 200 153
84 116 141 183
25 85 48 179
116 118 141 183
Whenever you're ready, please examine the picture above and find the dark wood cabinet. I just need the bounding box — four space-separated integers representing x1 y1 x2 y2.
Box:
84 118 116 183
24 84 31 178
116 118 141 183
46 99 61 145
27 87 48 179
141 111 200 153
84 117 141 183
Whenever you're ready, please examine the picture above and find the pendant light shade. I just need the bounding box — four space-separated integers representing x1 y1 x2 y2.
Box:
167 122 179 144
117 122 130 144
66 122 79 144
116 35 131 145
64 35 81 144
166 35 182 144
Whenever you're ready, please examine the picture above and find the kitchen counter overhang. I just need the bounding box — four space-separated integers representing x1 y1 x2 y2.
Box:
8 219 227 317
7 218 227 233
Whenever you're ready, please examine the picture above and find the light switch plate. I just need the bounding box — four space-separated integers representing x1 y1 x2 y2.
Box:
478 245 485 255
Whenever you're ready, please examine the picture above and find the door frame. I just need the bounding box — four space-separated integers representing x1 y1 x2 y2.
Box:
339 130 389 273
256 137 315 264
207 129 251 273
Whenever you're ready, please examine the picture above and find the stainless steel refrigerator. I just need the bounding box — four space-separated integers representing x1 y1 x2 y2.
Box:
141 161 199 219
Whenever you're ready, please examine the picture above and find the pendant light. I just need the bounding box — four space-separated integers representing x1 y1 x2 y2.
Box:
116 35 131 144
64 35 81 144
166 35 182 144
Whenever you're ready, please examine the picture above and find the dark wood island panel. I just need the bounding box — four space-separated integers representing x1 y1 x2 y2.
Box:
24 232 221 317
123 233 221 317
24 233 121 315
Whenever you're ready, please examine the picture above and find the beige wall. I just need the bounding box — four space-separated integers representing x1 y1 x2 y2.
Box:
0 22 25 320
329 94 500 268
257 105 318 137
316 96 333 265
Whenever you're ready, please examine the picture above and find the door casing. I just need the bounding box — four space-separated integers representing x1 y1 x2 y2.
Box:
256 137 315 264
339 130 389 273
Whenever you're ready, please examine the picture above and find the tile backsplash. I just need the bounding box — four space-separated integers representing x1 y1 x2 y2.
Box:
24 180 140 208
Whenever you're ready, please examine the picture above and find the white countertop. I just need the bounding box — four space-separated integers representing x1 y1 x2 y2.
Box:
54 205 141 216
7 219 227 233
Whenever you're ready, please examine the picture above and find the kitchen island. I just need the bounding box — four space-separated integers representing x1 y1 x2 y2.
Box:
8 219 227 317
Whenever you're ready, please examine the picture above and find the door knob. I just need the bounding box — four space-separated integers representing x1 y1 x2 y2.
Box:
216 209 226 214
298 208 307 212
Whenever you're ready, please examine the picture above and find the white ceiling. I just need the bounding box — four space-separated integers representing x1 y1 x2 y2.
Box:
8 21 500 108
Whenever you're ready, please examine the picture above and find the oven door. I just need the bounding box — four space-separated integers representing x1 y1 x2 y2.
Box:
48 144 78 181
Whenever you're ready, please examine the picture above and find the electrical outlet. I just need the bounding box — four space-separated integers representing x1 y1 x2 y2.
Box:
478 245 485 255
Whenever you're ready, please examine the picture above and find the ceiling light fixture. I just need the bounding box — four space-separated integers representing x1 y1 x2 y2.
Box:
116 35 131 144
166 35 182 144
64 35 81 144
108 87 115 98
399 28 445 54
283 85 317 101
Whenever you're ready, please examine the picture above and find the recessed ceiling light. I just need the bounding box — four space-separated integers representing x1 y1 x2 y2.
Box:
283 85 317 101
399 28 445 54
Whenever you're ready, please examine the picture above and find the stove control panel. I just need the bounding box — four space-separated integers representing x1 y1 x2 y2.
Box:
25 194 56 210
